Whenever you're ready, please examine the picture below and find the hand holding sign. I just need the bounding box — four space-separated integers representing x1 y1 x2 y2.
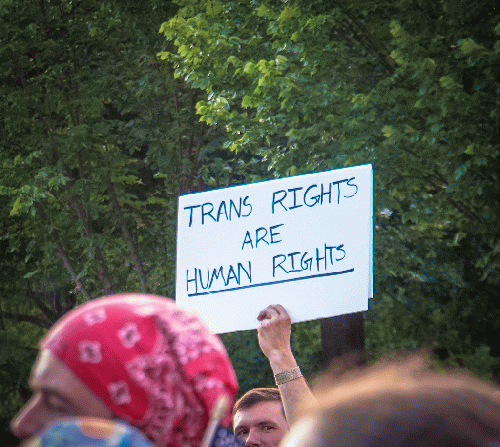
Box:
257 304 293 369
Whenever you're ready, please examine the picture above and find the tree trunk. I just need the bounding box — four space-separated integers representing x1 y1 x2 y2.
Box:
320 312 366 369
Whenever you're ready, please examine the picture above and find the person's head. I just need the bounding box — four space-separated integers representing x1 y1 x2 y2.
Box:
281 356 500 447
232 388 288 447
11 294 238 447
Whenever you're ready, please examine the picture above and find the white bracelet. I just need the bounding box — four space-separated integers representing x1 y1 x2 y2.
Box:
274 366 303 386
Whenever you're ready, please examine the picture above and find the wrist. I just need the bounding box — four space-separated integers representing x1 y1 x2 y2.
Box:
268 351 298 374
274 366 303 386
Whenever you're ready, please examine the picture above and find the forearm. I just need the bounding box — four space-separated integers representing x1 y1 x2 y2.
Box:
268 351 316 424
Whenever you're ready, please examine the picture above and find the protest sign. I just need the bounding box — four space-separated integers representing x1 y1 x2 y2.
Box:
176 164 373 333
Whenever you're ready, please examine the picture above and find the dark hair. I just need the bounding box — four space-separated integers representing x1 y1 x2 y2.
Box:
286 357 500 447
232 387 283 417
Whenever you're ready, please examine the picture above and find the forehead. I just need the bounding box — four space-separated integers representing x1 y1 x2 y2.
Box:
31 350 79 388
30 350 99 405
234 401 287 428
27 349 115 423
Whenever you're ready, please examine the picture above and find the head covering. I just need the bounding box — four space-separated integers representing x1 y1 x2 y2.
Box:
40 294 239 447
21 417 155 447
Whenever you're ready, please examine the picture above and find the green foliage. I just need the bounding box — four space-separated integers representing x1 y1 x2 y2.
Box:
221 330 274 394
290 320 322 377
0 0 237 422
161 0 500 378
0 0 233 306
0 332 38 418
160 0 383 176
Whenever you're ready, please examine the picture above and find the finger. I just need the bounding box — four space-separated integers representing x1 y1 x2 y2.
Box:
257 309 272 321
257 305 279 321
271 304 288 317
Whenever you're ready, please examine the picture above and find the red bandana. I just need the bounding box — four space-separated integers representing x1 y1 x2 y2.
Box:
41 294 238 447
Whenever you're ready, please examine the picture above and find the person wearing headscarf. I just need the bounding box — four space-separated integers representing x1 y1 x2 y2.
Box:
11 293 241 447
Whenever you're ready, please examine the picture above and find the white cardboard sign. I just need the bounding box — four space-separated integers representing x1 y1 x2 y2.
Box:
175 164 373 334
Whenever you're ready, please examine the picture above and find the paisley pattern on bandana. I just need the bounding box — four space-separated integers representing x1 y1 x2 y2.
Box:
84 309 107 326
79 341 102 364
40 294 238 447
108 381 132 405
118 322 142 349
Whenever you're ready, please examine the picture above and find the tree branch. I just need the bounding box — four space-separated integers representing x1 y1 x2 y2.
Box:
73 200 113 293
340 12 395 75
35 203 92 301
170 70 185 197
26 283 57 322
50 229 92 301
0 312 51 329
107 181 149 292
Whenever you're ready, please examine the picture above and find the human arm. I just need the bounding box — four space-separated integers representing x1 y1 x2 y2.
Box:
257 304 316 424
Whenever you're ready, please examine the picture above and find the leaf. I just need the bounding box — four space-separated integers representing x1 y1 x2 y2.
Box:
257 5 269 17
243 62 255 74
421 58 436 73
241 95 253 108
454 162 470 180
439 76 462 90
192 77 210 89
382 125 395 138
9 196 22 216
226 55 240 66
23 270 39 279
279 7 298 20
206 0 222 15
275 55 288 65
458 38 482 55
390 20 402 37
